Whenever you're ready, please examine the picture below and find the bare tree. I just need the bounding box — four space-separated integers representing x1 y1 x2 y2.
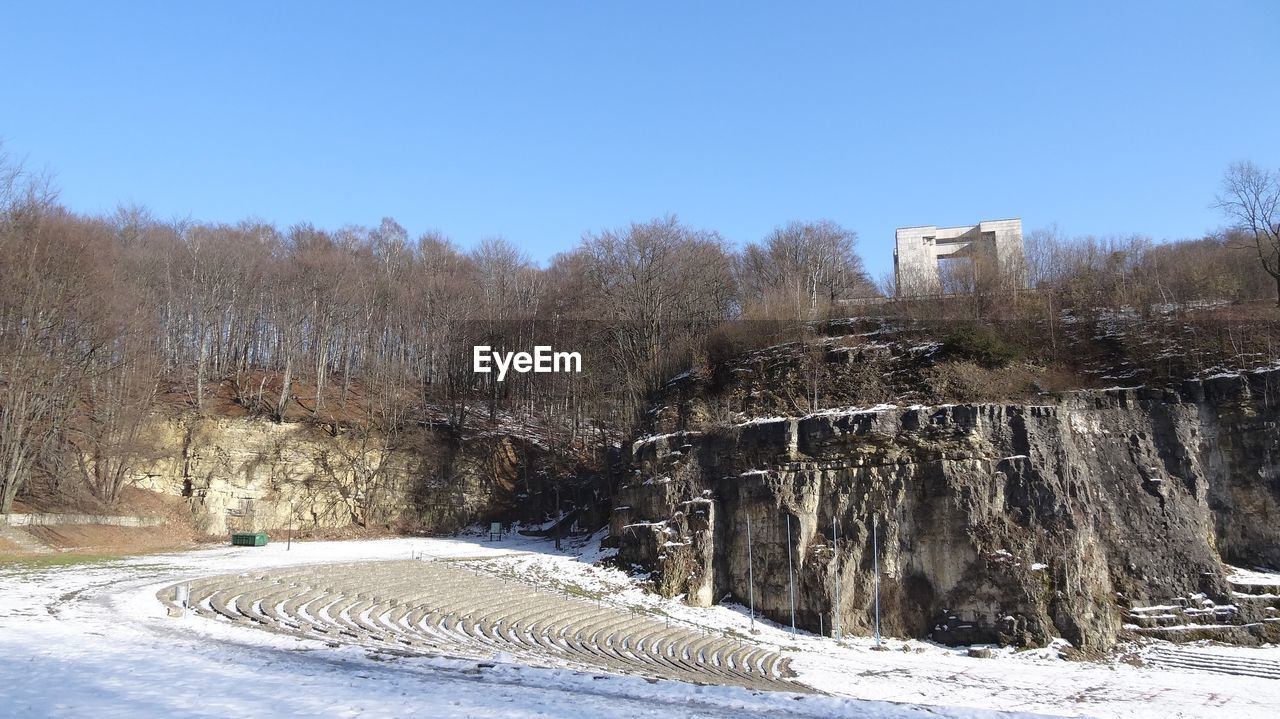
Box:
70 338 160 505
1215 161 1280 306
0 148 78 513
316 365 410 527
572 216 735 424
738 220 875 321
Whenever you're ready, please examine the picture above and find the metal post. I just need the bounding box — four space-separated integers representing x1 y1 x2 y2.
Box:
746 513 756 631
287 502 293 551
832 515 841 641
873 513 881 648
787 513 796 634
554 484 562 550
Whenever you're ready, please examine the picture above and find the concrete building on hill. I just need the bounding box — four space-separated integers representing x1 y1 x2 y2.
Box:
893 218 1025 296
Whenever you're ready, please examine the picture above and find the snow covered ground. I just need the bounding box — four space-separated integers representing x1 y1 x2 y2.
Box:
457 533 1280 719
1 532 1276 718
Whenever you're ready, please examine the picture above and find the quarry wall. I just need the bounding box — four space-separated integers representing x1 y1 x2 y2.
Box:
129 416 535 536
613 369 1280 650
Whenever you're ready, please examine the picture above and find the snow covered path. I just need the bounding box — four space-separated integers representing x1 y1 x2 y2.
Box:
0 536 1048 719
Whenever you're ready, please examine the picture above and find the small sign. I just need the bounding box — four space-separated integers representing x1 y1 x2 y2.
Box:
489 522 503 541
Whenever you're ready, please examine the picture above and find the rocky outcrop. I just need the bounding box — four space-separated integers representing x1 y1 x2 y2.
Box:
612 369 1280 652
130 415 555 535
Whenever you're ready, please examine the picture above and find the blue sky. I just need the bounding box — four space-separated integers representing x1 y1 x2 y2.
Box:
1 1 1276 280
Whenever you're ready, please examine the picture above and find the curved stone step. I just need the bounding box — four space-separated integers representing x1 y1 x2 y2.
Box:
1147 647 1280 680
157 559 808 692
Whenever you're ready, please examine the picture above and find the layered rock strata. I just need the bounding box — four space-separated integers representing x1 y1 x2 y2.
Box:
130 415 542 535
613 370 1280 651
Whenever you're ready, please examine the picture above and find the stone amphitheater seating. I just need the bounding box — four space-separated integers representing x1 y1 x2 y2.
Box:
1144 646 1280 681
1123 576 1280 679
1124 577 1280 647
158 559 801 692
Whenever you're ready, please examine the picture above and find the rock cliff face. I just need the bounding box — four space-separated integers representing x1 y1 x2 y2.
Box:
130 415 547 535
612 370 1280 651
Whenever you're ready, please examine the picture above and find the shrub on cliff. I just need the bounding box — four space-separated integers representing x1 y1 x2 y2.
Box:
940 322 1025 368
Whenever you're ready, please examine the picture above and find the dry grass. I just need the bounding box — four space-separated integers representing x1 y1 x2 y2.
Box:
922 361 1044 403
3 487 209 563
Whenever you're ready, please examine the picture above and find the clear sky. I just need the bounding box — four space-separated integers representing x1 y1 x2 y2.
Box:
2 1 1277 280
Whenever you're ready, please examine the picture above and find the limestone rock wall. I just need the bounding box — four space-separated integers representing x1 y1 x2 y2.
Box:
130 415 527 536
613 370 1280 651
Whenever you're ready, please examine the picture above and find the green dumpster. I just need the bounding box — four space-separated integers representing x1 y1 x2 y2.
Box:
231 532 269 547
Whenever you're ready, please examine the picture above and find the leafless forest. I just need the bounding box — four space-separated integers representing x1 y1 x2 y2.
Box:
1 147 1276 513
